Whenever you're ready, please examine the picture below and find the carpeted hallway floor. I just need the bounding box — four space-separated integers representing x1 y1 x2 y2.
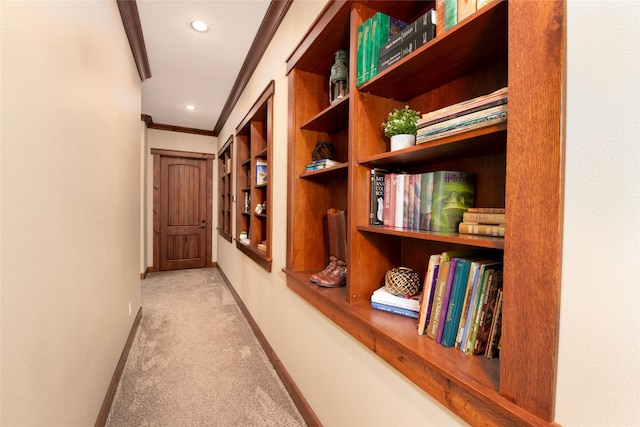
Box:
106 268 307 427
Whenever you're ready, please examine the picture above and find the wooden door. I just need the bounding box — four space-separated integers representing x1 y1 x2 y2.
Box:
159 156 207 270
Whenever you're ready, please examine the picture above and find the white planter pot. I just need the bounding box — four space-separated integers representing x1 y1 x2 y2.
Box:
390 134 416 151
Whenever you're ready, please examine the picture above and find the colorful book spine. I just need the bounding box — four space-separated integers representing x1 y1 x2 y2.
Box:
419 172 434 231
370 169 386 225
440 258 473 347
436 257 461 343
371 286 421 311
417 254 441 335
459 222 505 237
394 173 405 228
444 0 458 30
430 171 476 232
412 174 421 230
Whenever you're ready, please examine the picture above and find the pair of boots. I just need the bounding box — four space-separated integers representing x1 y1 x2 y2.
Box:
310 256 347 287
310 208 347 288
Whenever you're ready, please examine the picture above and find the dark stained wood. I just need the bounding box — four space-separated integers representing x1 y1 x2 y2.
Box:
94 308 143 427
152 150 214 272
235 82 275 272
285 0 564 425
116 0 151 81
159 157 207 270
217 136 234 243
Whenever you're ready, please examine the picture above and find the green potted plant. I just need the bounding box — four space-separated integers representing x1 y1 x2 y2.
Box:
382 105 421 151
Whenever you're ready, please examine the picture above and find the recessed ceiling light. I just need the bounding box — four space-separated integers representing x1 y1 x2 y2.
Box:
185 105 197 111
190 20 208 32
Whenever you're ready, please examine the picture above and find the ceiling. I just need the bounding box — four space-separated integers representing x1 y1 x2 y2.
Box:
135 1 274 135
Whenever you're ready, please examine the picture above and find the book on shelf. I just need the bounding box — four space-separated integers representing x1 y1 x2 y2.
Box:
440 257 475 347
444 0 458 30
417 253 441 335
430 171 476 232
462 211 505 224
369 168 387 225
371 301 419 319
485 288 503 359
454 258 495 349
459 222 505 237
419 172 434 231
473 268 503 356
305 158 341 171
383 173 396 227
457 0 477 23
416 104 507 144
371 286 421 312
425 250 485 341
466 207 505 214
394 173 406 228
418 87 508 127
462 261 503 355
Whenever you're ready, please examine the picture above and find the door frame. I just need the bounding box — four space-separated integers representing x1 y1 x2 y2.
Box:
151 148 215 271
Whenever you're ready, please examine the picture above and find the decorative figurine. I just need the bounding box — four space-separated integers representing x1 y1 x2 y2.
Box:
329 49 348 104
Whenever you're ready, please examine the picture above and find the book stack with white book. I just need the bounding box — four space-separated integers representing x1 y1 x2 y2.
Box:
370 286 421 319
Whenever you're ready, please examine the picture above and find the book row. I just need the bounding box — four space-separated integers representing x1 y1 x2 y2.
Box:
370 169 476 233
369 249 503 359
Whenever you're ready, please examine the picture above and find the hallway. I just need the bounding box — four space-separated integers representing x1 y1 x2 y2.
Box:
106 268 306 426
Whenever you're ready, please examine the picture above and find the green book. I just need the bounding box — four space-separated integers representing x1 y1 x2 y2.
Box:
355 21 365 86
444 0 458 30
440 258 473 347
370 12 390 80
357 17 372 86
419 172 434 231
430 171 476 232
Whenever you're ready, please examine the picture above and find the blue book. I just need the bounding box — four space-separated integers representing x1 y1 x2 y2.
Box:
371 301 419 319
441 258 473 347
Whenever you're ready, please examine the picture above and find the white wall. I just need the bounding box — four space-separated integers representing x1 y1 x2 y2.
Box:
556 1 640 425
0 1 142 425
143 128 217 269
216 1 640 426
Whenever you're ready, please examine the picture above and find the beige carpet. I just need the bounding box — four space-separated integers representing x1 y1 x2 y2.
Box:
106 268 306 427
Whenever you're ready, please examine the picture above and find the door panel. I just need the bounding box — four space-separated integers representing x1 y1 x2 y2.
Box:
160 157 207 270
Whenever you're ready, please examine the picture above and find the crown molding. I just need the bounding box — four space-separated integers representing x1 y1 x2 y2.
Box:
213 0 293 135
141 115 216 137
117 0 152 81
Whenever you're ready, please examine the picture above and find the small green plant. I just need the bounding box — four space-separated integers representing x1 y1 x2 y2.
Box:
382 105 420 137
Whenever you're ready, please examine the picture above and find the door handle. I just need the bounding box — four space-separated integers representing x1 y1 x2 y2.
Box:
200 225 206 230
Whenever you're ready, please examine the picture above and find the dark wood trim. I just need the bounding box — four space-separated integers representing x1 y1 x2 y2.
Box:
141 114 217 137
95 307 143 427
150 148 215 160
117 0 152 81
217 266 321 427
214 0 293 135
140 268 148 280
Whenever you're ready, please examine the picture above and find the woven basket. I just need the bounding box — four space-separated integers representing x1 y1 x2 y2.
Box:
384 267 420 297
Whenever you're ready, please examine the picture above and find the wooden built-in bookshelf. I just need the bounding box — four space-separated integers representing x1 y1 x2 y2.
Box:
217 136 233 243
236 81 274 272
284 1 564 425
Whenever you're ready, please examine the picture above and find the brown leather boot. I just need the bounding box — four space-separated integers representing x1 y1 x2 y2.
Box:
316 259 346 288
309 256 337 283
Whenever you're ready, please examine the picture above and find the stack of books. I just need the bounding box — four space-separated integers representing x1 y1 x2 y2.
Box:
370 285 421 319
458 208 505 237
417 250 503 359
416 87 508 144
305 158 341 171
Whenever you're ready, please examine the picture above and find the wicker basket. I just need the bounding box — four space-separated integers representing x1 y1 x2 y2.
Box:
384 267 420 297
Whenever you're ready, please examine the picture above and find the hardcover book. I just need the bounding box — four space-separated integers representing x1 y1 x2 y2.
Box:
459 222 505 237
371 286 421 312
462 211 505 224
430 171 476 232
419 172 434 231
444 0 458 30
473 267 503 355
457 0 477 23
440 258 474 347
371 301 419 319
370 169 386 225
417 254 441 335
383 173 396 227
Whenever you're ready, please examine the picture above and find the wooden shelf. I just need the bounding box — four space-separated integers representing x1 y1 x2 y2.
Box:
235 81 274 272
357 225 504 250
301 95 350 133
299 162 348 179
